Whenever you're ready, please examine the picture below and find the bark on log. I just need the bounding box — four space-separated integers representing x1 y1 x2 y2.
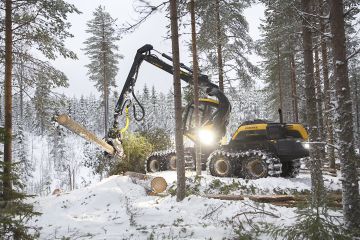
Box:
205 193 342 208
248 195 295 203
205 194 294 202
124 172 168 194
55 114 115 155
205 194 245 201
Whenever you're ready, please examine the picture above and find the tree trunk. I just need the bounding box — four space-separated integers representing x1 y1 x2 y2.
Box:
277 43 283 113
215 0 224 92
318 1 336 168
290 54 299 122
314 47 326 161
169 0 185 202
314 48 325 141
354 76 360 146
3 0 13 201
301 0 325 207
102 18 108 136
19 58 24 121
68 166 72 191
327 0 360 229
190 0 201 176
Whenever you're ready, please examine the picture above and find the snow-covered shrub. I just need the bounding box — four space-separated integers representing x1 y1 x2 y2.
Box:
137 127 172 152
109 133 153 174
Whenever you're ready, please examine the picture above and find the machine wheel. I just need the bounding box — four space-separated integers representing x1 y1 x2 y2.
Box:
240 151 282 179
241 156 267 179
146 155 165 173
166 153 177 171
145 148 200 173
281 159 301 178
207 152 235 177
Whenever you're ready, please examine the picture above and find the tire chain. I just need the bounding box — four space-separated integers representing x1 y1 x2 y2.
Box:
144 148 195 173
206 149 282 177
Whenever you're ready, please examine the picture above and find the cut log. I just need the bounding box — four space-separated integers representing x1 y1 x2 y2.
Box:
205 194 293 202
205 194 245 201
300 168 337 177
55 114 115 155
248 195 295 203
124 172 168 194
204 193 342 208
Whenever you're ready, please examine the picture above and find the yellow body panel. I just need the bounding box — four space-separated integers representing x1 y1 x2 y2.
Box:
231 123 308 141
199 98 219 104
231 124 268 140
286 124 309 140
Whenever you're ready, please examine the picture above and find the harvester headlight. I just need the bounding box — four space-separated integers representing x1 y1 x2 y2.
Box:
198 129 216 146
302 142 310 150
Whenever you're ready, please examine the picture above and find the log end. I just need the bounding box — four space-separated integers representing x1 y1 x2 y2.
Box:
151 177 168 193
56 114 70 125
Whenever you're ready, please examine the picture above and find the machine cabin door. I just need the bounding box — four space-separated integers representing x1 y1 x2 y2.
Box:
183 99 225 144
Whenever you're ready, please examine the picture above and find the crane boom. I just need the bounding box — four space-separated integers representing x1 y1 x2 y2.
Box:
112 44 230 135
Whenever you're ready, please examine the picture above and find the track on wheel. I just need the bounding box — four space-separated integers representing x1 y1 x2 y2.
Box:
145 148 196 173
206 149 282 179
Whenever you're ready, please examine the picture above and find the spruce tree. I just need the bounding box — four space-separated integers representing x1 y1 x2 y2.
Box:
83 5 123 136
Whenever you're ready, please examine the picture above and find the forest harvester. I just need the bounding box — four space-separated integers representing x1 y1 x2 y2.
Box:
56 44 309 179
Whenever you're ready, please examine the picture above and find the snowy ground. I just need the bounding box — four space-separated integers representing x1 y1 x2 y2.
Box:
28 171 345 240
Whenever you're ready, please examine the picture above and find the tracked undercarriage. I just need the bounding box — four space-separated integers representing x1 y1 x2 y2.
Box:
145 147 302 179
206 149 283 178
145 148 197 173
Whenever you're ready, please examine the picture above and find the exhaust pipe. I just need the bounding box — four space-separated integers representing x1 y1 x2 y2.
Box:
278 108 283 124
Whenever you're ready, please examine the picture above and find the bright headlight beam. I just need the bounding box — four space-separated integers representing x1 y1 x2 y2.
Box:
302 142 310 149
198 129 215 146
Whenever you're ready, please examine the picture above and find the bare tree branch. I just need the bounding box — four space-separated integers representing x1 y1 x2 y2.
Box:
119 0 169 34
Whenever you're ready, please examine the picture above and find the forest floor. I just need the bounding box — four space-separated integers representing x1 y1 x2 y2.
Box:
29 170 345 240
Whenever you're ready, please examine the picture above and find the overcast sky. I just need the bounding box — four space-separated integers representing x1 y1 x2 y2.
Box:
53 0 265 97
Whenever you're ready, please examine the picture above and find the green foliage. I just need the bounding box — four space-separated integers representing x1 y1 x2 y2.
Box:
138 128 172 152
0 160 41 239
0 127 4 143
9 0 80 60
189 0 258 86
268 206 353 240
110 133 153 174
224 202 279 240
258 0 304 120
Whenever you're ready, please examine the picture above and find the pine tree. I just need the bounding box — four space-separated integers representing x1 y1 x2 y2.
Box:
195 0 256 89
301 0 325 207
327 0 360 230
189 0 201 176
169 0 186 202
0 1 40 238
83 5 123 136
259 0 303 121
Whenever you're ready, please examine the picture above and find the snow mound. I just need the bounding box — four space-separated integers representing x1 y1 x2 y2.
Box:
29 173 344 239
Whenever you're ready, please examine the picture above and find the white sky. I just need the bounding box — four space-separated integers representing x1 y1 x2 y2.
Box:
54 0 265 97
